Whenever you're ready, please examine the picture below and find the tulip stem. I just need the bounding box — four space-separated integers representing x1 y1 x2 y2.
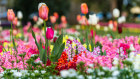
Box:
43 20 47 63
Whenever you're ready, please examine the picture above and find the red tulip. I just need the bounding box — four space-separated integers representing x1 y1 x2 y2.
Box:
12 17 18 26
46 27 54 40
50 16 56 23
38 3 49 21
33 16 38 22
7 9 15 22
53 37 57 43
81 3 88 14
118 24 122 34
53 12 59 19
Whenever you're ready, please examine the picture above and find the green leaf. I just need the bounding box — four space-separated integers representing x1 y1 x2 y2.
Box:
12 38 18 53
32 31 40 49
91 38 94 52
50 43 65 62
51 34 63 55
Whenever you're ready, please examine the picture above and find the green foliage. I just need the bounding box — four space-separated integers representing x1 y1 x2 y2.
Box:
50 34 65 62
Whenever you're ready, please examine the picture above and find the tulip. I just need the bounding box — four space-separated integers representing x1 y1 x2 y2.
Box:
50 16 56 23
53 12 59 19
113 8 120 18
61 16 67 23
46 27 54 40
118 16 126 24
81 3 88 14
33 16 38 22
88 14 99 25
118 24 122 34
38 3 49 21
77 14 81 22
7 9 15 22
53 37 57 43
17 11 23 19
12 17 18 26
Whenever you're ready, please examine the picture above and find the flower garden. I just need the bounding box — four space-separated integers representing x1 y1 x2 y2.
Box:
0 2 140 79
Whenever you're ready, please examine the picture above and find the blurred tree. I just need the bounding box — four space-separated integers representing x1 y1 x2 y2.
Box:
13 0 70 23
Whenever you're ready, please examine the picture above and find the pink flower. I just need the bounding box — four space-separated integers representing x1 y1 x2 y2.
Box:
46 27 54 40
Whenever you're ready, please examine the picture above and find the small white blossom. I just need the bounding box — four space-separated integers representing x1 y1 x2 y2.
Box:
34 70 39 73
41 70 46 74
17 11 23 19
104 27 108 32
96 24 100 30
113 8 120 18
60 70 69 78
68 69 77 77
87 68 94 73
77 75 84 79
13 72 22 78
112 70 120 76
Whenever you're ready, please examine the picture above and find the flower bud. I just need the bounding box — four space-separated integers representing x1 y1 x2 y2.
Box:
46 27 54 40
53 12 59 19
7 9 15 22
12 17 18 26
81 3 88 14
38 3 49 21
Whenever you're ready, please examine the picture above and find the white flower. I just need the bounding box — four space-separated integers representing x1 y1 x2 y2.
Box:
76 25 80 30
88 14 99 25
34 70 39 73
103 67 109 71
112 70 120 77
17 21 21 27
113 57 119 65
87 76 93 79
31 54 36 57
96 24 100 30
68 69 77 77
77 75 84 79
35 60 42 64
129 52 135 58
109 23 113 30
118 16 126 24
60 70 69 78
88 64 94 68
10 70 17 73
113 8 120 18
130 44 135 51
13 72 22 77
17 11 23 19
126 58 133 62
31 73 35 76
98 72 104 76
104 27 108 32
49 76 53 79
109 38 113 42
41 70 46 74
0 73 3 77
38 3 46 10
87 68 94 73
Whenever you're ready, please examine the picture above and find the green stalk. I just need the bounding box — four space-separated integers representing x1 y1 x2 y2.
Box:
43 20 47 62
47 40 49 59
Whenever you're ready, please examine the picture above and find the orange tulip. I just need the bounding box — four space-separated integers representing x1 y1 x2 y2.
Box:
33 16 38 22
38 3 49 21
12 17 18 26
53 12 59 19
81 3 88 14
7 9 15 22
77 14 81 22
50 16 56 23
61 16 67 24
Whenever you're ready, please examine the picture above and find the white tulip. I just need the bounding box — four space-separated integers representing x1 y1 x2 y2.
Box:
88 14 99 25
17 21 21 27
109 23 113 30
113 8 120 18
118 16 126 24
96 24 100 30
104 26 108 32
38 3 46 10
17 11 23 19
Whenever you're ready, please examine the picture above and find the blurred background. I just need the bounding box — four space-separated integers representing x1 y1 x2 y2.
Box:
0 0 140 25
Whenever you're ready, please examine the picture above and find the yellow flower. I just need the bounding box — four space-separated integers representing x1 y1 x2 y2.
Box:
50 45 54 52
16 33 22 38
83 43 92 51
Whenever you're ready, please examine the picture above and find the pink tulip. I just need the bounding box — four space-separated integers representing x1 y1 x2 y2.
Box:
50 16 56 23
12 17 18 26
38 3 49 21
81 3 88 14
46 27 54 40
61 16 67 24
33 16 38 22
7 9 15 22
